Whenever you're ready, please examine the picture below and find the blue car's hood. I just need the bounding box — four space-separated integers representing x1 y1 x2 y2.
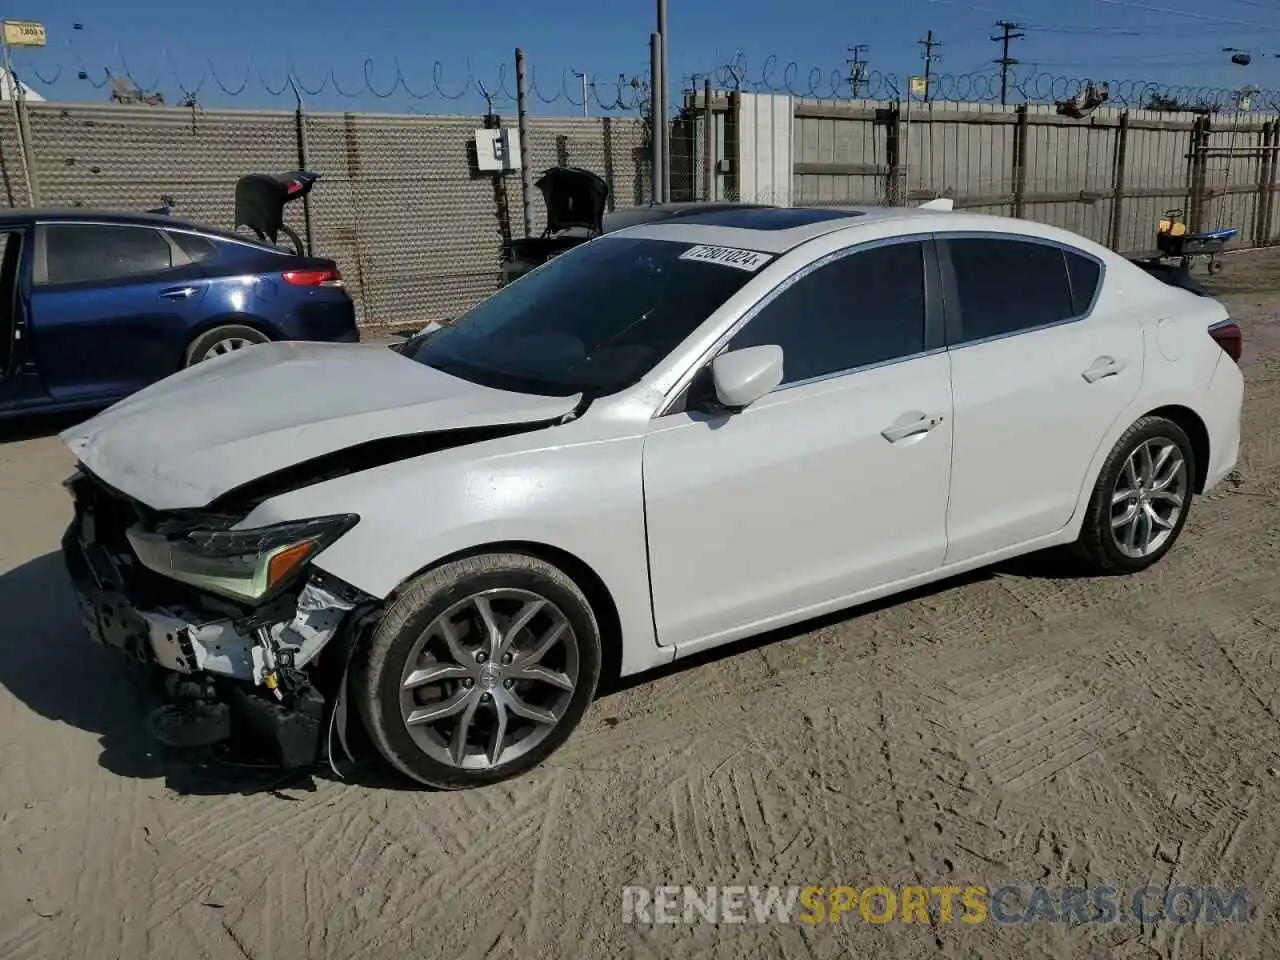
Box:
61 341 581 510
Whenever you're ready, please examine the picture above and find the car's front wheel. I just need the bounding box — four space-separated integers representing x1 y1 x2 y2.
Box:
354 553 603 789
1076 415 1196 573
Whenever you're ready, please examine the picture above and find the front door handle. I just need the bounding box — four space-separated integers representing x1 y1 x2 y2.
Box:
1082 356 1127 383
160 286 198 300
881 413 945 443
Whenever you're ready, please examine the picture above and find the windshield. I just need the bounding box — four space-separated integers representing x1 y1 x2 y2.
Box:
404 236 764 397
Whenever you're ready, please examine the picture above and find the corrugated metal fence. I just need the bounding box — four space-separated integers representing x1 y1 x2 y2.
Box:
6 101 651 327
681 92 1280 258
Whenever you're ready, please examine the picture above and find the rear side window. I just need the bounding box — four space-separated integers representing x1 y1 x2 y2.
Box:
41 224 174 285
946 237 1075 343
1066 250 1102 315
169 231 220 263
728 240 927 385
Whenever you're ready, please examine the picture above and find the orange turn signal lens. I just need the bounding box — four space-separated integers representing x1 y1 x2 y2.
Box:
266 539 318 589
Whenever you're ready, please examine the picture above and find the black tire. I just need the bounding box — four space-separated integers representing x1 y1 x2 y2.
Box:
354 553 603 789
1075 415 1197 574
184 324 270 366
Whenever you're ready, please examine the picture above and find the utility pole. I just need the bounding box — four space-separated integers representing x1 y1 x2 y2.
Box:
918 30 941 103
991 20 1025 106
847 44 869 99
657 0 670 202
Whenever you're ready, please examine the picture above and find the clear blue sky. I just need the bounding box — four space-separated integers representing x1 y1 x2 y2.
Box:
15 0 1280 114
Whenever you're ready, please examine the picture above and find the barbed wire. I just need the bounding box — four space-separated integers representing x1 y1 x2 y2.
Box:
19 47 655 112
18 46 1280 115
709 52 1280 111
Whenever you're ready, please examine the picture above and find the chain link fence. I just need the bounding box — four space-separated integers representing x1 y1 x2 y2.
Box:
8 90 1280 327
7 100 651 327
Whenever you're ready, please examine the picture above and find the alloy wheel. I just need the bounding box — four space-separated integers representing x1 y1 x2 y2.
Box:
1110 437 1188 559
204 337 256 359
398 588 579 770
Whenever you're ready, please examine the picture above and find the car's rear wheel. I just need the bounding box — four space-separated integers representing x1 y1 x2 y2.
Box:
185 324 270 366
354 553 603 789
1076 415 1196 573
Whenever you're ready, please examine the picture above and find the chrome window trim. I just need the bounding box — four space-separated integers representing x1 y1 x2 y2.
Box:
653 232 938 419
164 225 292 256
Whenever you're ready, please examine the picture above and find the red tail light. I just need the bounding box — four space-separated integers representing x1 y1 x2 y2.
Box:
1208 319 1242 363
282 268 344 288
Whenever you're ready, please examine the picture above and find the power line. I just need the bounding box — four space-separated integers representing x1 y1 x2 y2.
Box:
1081 0 1280 30
847 44 869 98
919 29 942 102
920 0 1280 33
991 20 1025 105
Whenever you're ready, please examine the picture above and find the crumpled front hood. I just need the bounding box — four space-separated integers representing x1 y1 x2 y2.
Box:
62 341 581 510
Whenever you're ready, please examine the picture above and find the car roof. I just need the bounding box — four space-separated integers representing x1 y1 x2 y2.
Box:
607 204 1096 256
1 208 206 229
0 208 280 250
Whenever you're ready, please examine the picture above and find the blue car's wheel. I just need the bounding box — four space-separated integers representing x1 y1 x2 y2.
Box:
184 324 270 366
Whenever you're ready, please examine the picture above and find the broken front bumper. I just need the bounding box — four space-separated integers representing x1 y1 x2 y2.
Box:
60 480 372 767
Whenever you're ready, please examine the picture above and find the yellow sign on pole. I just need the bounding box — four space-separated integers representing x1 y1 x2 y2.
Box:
909 76 928 97
2 20 46 47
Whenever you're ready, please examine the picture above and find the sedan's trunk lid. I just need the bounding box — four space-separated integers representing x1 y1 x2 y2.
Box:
62 341 580 510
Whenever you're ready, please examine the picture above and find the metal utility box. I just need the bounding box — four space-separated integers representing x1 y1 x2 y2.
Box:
474 128 521 173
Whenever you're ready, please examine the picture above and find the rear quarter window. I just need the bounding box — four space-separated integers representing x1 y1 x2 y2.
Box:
168 231 220 263
1066 251 1102 315
946 236 1076 343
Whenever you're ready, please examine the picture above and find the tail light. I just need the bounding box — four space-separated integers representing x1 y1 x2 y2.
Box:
1208 319 1242 363
282 268 344 288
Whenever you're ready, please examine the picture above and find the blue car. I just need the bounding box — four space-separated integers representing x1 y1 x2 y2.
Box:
0 209 358 421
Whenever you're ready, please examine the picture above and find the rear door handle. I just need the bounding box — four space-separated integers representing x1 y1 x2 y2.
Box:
881 413 945 443
160 286 198 300
1082 356 1127 383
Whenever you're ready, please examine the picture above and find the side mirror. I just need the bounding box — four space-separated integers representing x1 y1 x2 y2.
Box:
709 345 784 411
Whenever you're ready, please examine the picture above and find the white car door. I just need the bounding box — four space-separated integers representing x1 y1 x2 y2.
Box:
642 238 954 649
941 234 1143 564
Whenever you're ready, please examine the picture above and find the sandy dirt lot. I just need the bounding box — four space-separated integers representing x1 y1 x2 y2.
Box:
2 252 1280 960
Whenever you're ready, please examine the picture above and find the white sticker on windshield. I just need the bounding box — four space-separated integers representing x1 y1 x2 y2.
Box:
678 244 773 272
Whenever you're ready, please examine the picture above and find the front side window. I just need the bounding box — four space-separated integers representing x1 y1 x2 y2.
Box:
946 237 1078 343
41 224 174 285
727 240 928 386
405 236 762 397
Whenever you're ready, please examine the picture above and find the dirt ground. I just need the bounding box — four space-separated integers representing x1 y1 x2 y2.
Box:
3 250 1280 960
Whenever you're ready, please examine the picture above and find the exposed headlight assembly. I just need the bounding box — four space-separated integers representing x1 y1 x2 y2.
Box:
127 514 358 604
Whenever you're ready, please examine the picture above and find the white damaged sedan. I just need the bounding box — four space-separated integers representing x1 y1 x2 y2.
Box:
60 205 1244 788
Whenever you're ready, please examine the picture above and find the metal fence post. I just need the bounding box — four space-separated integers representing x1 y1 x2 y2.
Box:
657 0 670 202
1266 120 1280 245
515 48 534 236
1012 104 1029 220
4 42 37 206
1108 110 1130 251
1188 115 1209 235
13 89 38 206
877 103 902 205
1253 121 1272 248
702 77 713 201
289 77 314 256
649 33 663 204
723 88 739 202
